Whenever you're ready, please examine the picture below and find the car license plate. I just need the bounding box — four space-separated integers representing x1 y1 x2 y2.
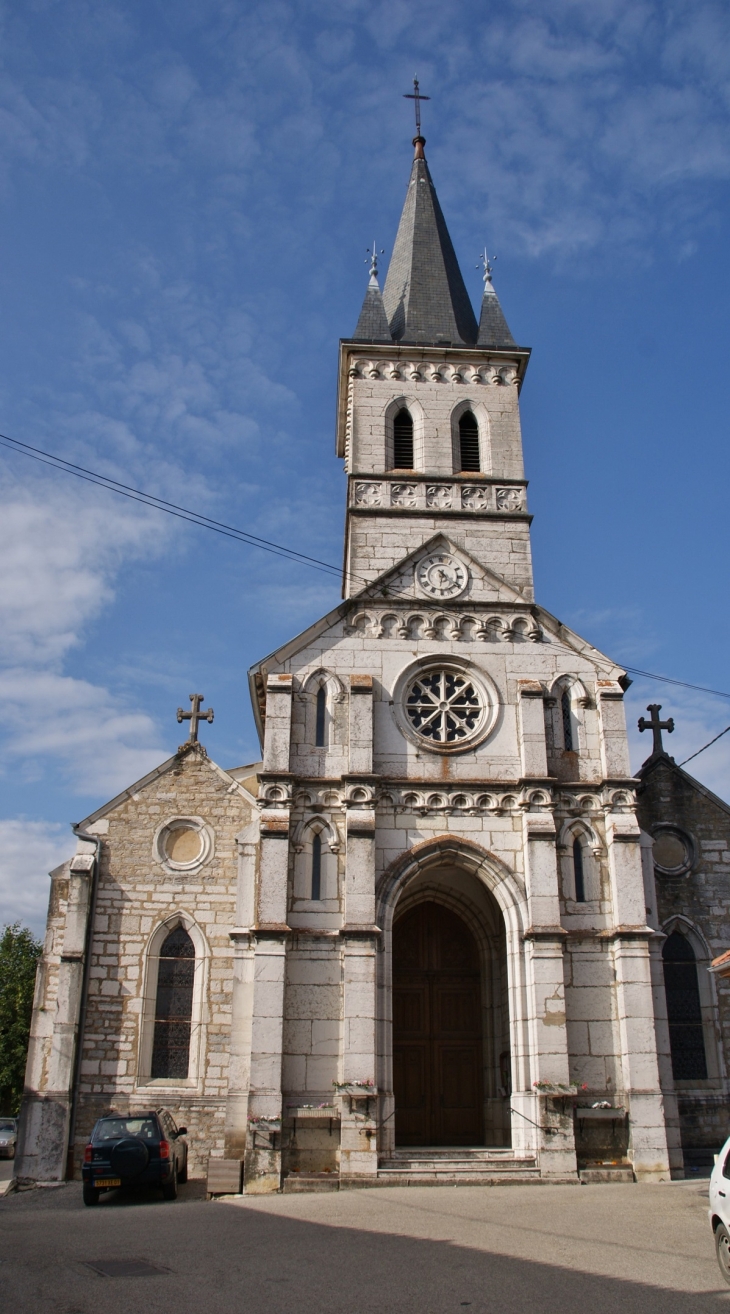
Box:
95 1178 121 1187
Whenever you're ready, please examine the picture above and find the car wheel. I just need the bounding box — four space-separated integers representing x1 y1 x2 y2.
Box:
162 1162 178 1201
716 1223 730 1285
83 1182 100 1207
178 1153 187 1185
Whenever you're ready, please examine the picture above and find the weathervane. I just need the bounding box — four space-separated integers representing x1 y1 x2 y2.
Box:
477 248 497 290
365 241 384 280
404 76 430 136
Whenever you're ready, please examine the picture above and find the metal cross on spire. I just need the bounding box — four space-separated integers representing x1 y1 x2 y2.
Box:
177 693 214 744
638 703 674 756
404 76 430 136
365 241 384 281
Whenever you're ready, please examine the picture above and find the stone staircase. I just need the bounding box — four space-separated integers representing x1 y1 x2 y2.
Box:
372 1147 543 1187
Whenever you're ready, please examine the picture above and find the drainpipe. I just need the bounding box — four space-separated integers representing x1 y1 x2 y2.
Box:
65 824 101 1180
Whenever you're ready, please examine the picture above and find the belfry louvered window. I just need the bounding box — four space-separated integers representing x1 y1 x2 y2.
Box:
151 925 195 1080
662 931 708 1081
458 412 480 471
392 409 414 469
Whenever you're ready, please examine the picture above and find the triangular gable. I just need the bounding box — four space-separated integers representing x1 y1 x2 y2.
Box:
350 532 531 606
639 751 730 818
76 743 258 832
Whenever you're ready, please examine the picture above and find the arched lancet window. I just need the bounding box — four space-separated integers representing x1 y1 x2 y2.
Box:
458 411 480 472
311 832 322 900
151 925 195 1080
561 690 574 751
315 685 327 747
662 930 708 1081
573 838 586 902
392 408 414 469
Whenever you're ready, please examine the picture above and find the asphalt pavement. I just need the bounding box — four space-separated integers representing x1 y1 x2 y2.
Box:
0 1174 725 1314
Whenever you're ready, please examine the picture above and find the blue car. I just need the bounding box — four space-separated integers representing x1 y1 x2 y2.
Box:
82 1109 188 1205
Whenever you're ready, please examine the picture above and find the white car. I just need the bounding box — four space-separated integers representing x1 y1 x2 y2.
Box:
708 1135 730 1282
0 1118 16 1159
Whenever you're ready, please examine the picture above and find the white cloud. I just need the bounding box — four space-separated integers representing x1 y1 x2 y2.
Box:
0 820 76 937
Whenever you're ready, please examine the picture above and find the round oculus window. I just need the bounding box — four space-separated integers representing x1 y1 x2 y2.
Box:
156 817 212 871
401 665 494 750
165 826 203 865
652 828 692 876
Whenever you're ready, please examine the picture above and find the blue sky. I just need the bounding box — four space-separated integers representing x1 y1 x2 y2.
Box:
2 0 730 933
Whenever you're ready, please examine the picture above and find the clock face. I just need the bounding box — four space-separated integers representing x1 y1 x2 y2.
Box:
416 552 469 599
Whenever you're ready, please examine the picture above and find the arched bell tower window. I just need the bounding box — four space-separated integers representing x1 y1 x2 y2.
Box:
458 411 480 472
662 930 708 1081
561 690 574 751
573 838 586 902
315 685 327 747
151 925 195 1080
392 408 414 470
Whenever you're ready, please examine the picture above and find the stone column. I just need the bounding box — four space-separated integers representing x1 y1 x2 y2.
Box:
15 844 96 1183
519 812 577 1179
244 673 293 1192
605 805 671 1180
339 673 378 1179
223 820 259 1161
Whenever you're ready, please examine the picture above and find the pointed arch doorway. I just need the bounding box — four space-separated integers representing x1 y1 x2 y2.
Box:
393 901 484 1146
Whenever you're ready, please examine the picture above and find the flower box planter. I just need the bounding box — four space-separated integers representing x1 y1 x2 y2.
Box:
333 1085 378 1097
288 1106 340 1122
533 1084 581 1097
576 1106 627 1121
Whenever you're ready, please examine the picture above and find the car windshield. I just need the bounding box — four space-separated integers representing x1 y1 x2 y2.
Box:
0 1121 15 1132
93 1117 158 1142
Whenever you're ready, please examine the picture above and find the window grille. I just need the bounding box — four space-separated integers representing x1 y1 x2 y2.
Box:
458 412 480 471
662 931 708 1081
311 833 322 900
405 669 483 744
561 690 574 751
315 685 326 747
151 925 194 1080
392 409 414 469
573 838 586 902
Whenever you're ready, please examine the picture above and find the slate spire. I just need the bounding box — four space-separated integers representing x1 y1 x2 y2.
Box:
476 251 516 348
382 136 478 347
353 245 392 342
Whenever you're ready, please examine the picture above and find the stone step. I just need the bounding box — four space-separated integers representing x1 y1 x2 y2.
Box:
386 1147 521 1161
379 1156 538 1174
370 1172 547 1188
283 1173 340 1193
579 1166 635 1184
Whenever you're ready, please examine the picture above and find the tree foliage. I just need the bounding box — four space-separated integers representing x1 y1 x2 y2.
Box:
0 923 42 1115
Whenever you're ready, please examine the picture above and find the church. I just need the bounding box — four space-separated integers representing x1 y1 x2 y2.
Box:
15 126 730 1191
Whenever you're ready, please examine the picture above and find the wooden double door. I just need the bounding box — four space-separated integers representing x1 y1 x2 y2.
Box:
393 901 484 1146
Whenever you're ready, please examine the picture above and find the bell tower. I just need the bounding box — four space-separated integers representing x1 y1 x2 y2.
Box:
336 134 533 600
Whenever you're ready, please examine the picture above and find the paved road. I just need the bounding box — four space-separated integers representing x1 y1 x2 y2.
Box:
0 1177 725 1314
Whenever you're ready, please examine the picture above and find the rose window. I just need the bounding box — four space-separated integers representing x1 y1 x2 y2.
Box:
405 669 485 744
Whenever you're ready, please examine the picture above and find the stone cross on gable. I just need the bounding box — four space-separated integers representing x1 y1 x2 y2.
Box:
638 703 674 756
177 693 214 744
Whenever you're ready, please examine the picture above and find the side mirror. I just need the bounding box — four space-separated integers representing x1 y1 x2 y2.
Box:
176 1127 187 1137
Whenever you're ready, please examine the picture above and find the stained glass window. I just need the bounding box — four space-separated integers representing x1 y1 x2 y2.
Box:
311 833 322 900
458 412 480 471
561 690 574 751
662 931 708 1081
151 925 195 1080
315 685 326 747
573 838 586 902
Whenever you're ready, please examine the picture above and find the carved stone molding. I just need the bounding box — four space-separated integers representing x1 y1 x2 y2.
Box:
343 609 543 643
349 480 527 515
348 359 519 385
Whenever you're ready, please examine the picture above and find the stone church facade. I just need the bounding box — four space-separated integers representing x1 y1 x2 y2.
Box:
15 133 730 1190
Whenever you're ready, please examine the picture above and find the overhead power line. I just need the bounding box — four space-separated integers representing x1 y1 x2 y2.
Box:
679 725 730 767
2 429 730 706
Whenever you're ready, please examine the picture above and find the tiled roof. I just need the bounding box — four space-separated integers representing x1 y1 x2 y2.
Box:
353 275 392 341
382 144 478 347
477 286 516 348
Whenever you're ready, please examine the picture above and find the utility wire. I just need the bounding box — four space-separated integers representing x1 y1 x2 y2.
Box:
679 725 730 768
2 429 730 706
